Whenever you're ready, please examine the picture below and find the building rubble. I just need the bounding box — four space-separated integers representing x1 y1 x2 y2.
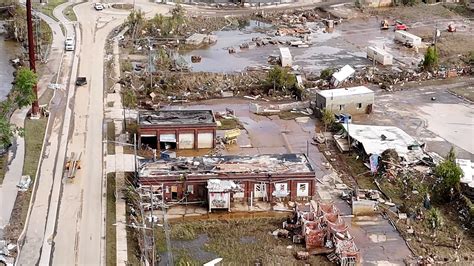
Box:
275 200 360 265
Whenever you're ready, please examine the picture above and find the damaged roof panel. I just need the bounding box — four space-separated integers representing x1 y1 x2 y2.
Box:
343 124 426 163
138 110 216 126
139 153 314 178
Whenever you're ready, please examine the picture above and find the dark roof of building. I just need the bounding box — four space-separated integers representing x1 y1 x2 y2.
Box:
138 110 216 127
139 153 314 178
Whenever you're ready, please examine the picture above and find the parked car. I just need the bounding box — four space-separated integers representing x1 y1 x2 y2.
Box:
65 37 75 51
94 3 104 11
76 77 87 86
394 20 408 31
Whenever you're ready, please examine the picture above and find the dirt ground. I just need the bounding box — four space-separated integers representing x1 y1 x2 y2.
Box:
156 216 332 265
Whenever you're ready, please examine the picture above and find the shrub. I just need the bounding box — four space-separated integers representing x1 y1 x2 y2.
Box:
423 46 439 71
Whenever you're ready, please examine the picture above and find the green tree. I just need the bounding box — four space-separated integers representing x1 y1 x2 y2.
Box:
0 117 15 147
427 208 443 231
321 108 335 132
266 66 296 93
434 147 463 200
13 67 37 108
320 68 335 80
122 89 137 109
423 46 439 71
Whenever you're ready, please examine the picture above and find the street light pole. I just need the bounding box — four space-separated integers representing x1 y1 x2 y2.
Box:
26 0 39 116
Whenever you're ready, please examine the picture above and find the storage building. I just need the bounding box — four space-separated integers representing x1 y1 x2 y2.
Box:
394 31 422 47
279 47 292 67
138 110 217 150
315 86 374 115
367 46 393 65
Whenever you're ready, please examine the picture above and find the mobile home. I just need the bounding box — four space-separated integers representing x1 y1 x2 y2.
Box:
394 31 422 47
367 46 393 65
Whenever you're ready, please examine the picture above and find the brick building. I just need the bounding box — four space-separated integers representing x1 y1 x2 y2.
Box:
138 153 316 205
137 110 217 150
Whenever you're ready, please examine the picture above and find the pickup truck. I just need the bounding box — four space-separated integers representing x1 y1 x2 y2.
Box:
76 77 87 86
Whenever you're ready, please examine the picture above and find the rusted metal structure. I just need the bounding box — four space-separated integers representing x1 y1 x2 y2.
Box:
283 201 361 265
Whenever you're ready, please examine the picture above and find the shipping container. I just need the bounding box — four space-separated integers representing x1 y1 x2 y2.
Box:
367 46 393 65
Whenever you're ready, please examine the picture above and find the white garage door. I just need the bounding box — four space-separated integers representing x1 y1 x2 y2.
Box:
160 133 176 142
197 132 213 149
178 133 194 149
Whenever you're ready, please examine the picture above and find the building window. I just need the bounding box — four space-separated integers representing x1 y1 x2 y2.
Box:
339 104 345 111
297 182 309 197
357 103 362 109
187 185 194 194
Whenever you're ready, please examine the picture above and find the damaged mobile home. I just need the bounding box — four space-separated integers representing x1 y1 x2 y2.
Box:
279 201 360 265
138 153 316 211
334 124 429 165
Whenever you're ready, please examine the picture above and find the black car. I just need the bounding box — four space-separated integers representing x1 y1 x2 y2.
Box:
76 77 87 86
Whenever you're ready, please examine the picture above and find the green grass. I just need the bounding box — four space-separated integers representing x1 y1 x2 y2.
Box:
449 87 474 102
126 204 141 265
217 118 243 130
156 217 332 265
106 173 117 266
0 154 8 185
107 122 115 155
22 117 47 178
62 4 77 21
34 0 66 21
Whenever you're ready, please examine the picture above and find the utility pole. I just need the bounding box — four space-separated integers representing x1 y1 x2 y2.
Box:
149 187 155 266
26 0 39 116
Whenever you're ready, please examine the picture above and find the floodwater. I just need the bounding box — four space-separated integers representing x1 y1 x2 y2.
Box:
179 20 371 74
0 34 19 100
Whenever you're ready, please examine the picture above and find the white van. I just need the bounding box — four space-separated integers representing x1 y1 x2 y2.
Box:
65 37 75 51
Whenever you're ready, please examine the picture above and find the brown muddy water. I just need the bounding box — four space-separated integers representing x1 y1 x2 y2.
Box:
0 34 19 100
178 20 369 74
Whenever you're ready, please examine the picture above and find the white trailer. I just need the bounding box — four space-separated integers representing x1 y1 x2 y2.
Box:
394 30 422 47
367 46 393 65
279 47 292 67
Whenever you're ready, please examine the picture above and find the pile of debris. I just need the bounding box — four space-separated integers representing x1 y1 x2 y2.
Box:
0 240 16 266
275 200 360 264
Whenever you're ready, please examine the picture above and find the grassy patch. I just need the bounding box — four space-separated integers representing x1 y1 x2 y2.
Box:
156 217 332 265
34 0 66 21
0 154 8 185
23 117 47 178
126 204 141 265
278 111 307 120
217 118 243 130
63 4 77 21
107 121 115 155
106 173 117 266
449 87 474 102
342 153 376 190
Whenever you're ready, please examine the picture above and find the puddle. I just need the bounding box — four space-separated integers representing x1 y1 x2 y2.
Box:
159 234 218 265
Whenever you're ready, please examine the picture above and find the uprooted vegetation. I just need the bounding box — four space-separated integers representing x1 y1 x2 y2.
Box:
155 217 332 265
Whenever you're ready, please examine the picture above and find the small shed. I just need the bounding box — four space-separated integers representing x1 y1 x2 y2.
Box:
330 65 355 87
394 31 422 47
367 46 393 65
279 47 292 67
207 179 242 212
315 86 374 115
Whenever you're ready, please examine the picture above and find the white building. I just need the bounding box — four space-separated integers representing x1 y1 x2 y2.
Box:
315 86 374 115
279 47 292 67
367 46 393 65
394 31 422 47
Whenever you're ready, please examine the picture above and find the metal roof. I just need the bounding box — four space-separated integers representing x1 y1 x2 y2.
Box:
342 124 426 164
332 65 355 83
138 110 216 126
317 86 374 98
139 153 314 177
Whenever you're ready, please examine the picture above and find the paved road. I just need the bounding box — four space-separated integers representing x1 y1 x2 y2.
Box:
0 6 66 238
17 2 77 265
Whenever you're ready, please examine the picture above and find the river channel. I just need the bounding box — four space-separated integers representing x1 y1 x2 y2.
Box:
0 34 20 101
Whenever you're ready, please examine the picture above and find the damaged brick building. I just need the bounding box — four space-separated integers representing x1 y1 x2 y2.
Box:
138 153 316 208
137 110 217 150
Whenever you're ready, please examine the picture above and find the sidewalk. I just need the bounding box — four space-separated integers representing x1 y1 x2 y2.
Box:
0 9 65 238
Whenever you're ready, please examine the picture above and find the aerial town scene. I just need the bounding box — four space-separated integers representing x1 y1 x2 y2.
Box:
0 0 472 265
